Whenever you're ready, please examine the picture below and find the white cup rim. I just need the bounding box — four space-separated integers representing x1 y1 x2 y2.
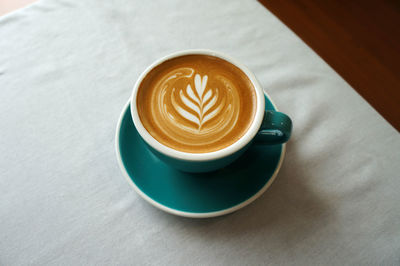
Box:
130 49 266 162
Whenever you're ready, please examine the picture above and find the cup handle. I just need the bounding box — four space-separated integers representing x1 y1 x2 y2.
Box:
254 110 292 145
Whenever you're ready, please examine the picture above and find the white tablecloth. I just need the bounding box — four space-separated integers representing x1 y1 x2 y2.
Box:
1 0 399 265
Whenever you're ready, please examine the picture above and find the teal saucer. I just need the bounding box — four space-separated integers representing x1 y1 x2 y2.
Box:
115 95 285 218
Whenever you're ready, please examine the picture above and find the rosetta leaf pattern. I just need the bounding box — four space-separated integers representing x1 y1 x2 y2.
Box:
174 74 221 130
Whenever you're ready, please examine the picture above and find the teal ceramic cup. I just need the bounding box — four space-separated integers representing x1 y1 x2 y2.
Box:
130 49 292 173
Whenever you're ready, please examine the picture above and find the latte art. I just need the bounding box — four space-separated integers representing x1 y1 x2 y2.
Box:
173 74 226 131
137 55 256 153
164 72 240 132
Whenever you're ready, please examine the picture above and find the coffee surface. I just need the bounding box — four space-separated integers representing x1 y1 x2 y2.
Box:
137 55 257 153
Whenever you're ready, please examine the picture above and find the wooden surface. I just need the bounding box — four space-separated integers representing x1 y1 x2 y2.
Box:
1 0 399 130
259 0 400 131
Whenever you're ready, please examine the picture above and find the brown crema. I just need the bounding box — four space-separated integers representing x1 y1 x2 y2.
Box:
137 55 257 153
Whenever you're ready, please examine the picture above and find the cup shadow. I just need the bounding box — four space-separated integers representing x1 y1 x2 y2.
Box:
145 140 332 243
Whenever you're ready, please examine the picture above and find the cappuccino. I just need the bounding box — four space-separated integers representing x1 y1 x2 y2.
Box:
136 55 257 153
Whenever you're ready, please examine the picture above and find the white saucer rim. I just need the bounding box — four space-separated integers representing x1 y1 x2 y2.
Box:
115 97 286 218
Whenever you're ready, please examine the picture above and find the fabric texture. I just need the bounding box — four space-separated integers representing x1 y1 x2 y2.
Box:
1 0 399 265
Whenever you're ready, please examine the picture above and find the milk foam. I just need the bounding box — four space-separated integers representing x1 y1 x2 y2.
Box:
137 55 256 153
150 68 240 146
